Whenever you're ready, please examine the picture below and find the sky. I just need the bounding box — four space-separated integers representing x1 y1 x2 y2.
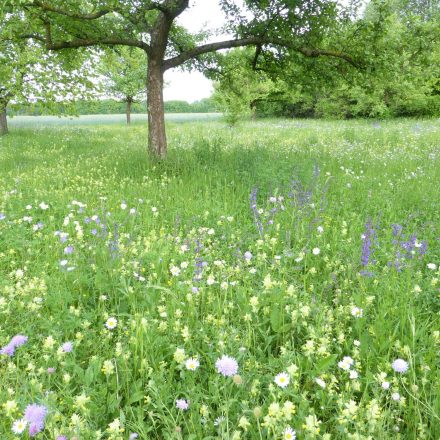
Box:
163 0 228 102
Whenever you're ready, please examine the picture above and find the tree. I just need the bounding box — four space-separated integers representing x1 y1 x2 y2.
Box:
3 0 358 157
99 47 147 125
0 11 94 135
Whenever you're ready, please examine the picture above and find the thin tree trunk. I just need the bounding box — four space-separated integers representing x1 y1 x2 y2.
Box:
126 99 132 125
147 59 167 158
0 103 8 136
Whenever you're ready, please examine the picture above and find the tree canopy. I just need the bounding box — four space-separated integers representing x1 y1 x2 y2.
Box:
2 0 359 157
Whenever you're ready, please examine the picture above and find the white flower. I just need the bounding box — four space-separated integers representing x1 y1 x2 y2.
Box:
105 317 118 330
185 357 200 371
170 266 181 276
391 358 409 374
427 263 437 270
283 426 296 440
274 372 290 388
39 202 49 210
312 247 320 255
349 370 359 379
391 392 401 401
315 378 326 388
382 381 390 390
338 356 354 371
244 251 253 260
129 208 136 215
120 202 127 210
206 275 215 285
317 226 324 233
351 307 363 318
207 228 215 235
12 419 27 434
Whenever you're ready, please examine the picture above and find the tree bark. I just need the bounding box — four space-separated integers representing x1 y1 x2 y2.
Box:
0 103 8 136
126 98 132 125
147 59 167 158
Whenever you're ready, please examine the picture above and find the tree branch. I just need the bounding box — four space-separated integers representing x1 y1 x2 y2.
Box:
163 37 359 70
28 1 112 20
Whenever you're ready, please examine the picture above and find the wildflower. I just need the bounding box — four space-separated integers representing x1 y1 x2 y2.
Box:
215 355 238 377
427 263 437 270
105 317 118 330
382 381 390 390
129 434 139 440
315 378 326 388
244 251 252 261
12 419 27 435
274 372 290 388
47 367 56 374
185 357 200 371
392 359 409 373
64 246 74 254
351 307 363 318
61 341 73 353
102 360 115 376
349 370 359 379
173 348 186 363
107 418 123 434
312 247 320 255
233 374 243 385
24 404 47 437
1 334 28 357
338 356 354 371
39 202 49 210
317 226 324 233
176 399 189 410
283 427 296 440
170 266 181 276
391 392 401 401
238 416 250 431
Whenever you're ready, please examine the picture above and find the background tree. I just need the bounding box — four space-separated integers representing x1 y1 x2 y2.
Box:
99 47 147 125
213 0 440 119
3 0 358 158
0 11 94 135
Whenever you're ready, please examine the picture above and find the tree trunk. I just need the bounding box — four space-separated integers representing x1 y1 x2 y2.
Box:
0 103 8 136
126 99 132 125
147 59 167 158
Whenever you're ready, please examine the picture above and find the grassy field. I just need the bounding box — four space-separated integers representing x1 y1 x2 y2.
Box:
0 117 439 439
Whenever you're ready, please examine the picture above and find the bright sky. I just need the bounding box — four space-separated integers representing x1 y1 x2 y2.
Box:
164 0 227 102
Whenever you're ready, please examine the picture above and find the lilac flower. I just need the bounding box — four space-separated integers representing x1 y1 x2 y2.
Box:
0 344 15 356
10 335 28 347
361 219 376 267
215 355 238 377
61 341 73 353
391 358 409 373
56 436 67 440
129 434 139 440
0 334 28 356
47 367 56 374
176 399 189 410
0 213 5 220
64 246 74 255
24 404 47 436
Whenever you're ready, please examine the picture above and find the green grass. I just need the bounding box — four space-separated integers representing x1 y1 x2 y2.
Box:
0 118 439 439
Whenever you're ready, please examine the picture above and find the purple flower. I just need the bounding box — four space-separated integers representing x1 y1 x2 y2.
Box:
56 437 67 440
24 404 47 436
47 367 56 374
0 334 28 356
215 355 238 377
10 335 28 347
176 399 189 410
64 246 74 255
29 422 44 437
61 341 73 353
0 213 5 220
0 344 15 356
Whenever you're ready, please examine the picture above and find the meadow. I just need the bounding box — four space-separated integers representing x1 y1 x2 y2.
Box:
0 116 439 439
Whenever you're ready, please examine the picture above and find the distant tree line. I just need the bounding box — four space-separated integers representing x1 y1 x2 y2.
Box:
8 98 219 116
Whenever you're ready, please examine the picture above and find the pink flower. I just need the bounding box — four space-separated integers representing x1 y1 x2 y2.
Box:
215 355 238 377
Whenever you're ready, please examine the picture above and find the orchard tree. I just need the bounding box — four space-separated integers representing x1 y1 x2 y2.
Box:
1 12 94 135
99 47 147 125
3 0 359 157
